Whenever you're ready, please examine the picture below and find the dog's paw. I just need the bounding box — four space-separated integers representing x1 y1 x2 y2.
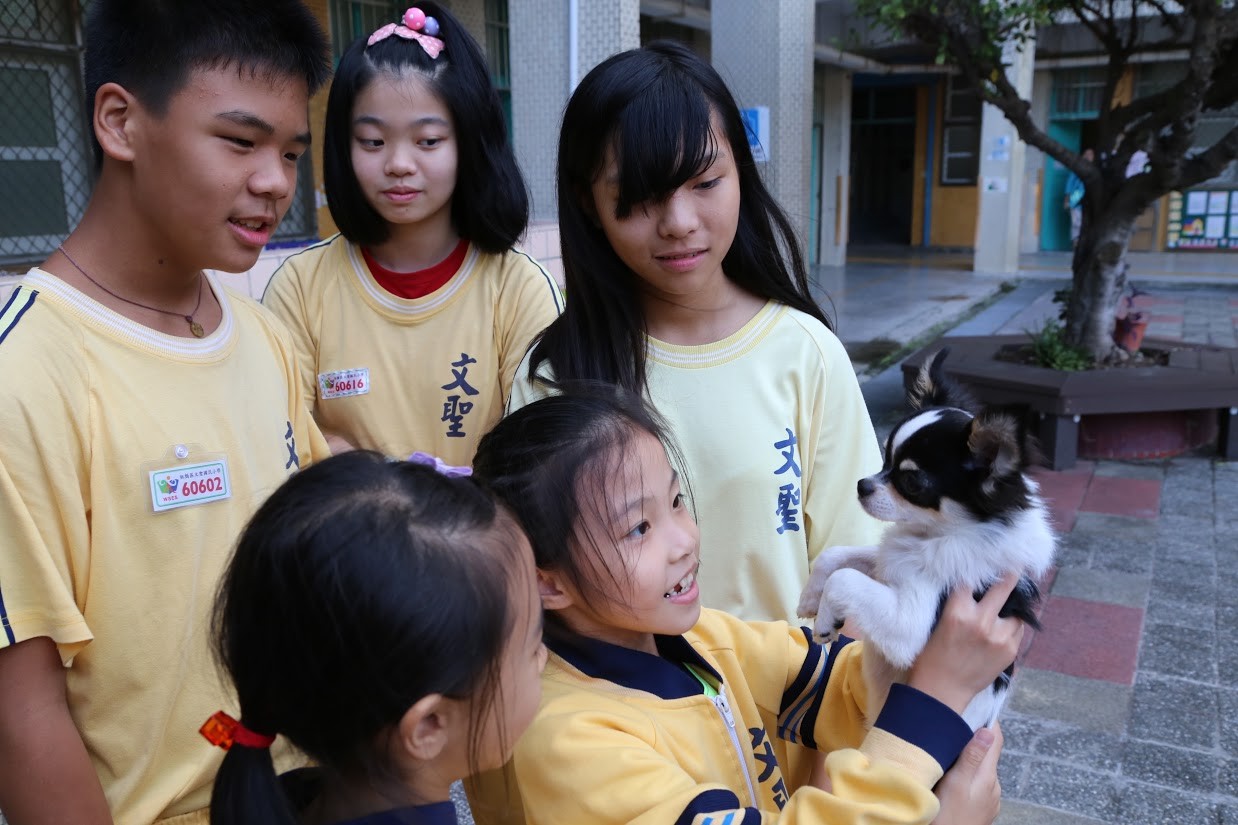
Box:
810 600 845 645
811 613 845 646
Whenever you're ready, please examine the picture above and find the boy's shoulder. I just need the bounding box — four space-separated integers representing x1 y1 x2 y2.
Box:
0 271 87 369
0 274 95 425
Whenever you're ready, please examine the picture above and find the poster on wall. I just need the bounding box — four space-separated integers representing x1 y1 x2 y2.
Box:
740 106 770 163
1166 189 1238 249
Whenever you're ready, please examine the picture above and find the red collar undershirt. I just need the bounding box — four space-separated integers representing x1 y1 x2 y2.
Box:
361 239 469 300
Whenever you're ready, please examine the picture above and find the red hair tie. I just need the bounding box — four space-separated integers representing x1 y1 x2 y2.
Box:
199 710 276 750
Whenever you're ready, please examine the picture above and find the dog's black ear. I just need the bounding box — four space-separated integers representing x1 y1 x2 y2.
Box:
907 347 975 412
966 410 1024 488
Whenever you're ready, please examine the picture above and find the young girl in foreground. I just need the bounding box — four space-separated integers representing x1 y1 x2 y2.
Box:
472 388 1018 825
205 450 546 824
510 41 880 623
266 4 561 463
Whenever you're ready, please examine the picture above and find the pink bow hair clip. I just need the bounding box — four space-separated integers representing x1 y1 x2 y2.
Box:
367 7 445 59
408 451 472 478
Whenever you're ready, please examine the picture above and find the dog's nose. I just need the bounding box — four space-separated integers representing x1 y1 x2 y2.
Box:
858 477 876 497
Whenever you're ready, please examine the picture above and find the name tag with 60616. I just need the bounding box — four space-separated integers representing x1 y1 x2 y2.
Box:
319 367 370 400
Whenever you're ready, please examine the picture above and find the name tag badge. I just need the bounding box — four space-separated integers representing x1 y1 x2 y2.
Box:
319 367 371 400
149 459 232 513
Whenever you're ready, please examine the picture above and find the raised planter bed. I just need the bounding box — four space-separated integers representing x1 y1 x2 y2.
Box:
901 335 1238 470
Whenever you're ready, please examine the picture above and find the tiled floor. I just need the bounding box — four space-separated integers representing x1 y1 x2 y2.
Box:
998 456 1238 824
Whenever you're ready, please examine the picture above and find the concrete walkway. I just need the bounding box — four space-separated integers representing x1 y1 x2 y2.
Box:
841 249 1238 825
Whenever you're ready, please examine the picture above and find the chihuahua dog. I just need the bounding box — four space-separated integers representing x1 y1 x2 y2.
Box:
797 349 1055 730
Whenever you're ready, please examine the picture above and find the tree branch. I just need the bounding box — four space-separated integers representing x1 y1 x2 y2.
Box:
1065 0 1122 51
1176 123 1238 191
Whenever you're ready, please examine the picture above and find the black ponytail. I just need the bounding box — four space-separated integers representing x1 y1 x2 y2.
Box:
210 745 296 825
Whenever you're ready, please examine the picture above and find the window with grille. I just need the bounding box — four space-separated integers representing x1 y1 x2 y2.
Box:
0 0 91 266
485 0 512 139
1051 68 1106 120
329 0 405 58
941 75 981 186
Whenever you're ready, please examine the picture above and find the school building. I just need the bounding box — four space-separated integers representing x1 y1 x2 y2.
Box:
5 0 1235 298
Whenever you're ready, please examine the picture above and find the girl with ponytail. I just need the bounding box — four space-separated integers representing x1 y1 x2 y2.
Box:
203 450 545 824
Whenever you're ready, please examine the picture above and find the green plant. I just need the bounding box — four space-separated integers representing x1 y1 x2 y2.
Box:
1027 318 1092 371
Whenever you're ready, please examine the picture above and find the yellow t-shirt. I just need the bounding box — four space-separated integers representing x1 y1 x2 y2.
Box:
510 302 883 622
473 610 960 825
263 235 562 465
0 269 328 824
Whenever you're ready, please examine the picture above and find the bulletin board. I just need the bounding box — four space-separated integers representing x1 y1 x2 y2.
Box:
1166 189 1238 249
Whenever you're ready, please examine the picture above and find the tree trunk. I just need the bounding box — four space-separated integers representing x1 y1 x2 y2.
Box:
1064 207 1139 362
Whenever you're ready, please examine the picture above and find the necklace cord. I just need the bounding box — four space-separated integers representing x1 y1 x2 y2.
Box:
56 245 206 338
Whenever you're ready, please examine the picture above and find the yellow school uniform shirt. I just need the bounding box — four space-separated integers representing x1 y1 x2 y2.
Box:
263 235 562 465
480 609 970 825
0 269 328 824
510 301 884 622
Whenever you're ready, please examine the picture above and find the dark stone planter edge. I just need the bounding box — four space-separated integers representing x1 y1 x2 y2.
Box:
900 335 1238 470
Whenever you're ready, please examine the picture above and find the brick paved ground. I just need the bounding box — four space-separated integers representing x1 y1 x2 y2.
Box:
998 457 1238 824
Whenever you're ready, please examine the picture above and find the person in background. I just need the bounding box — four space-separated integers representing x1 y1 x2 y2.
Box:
509 41 883 624
264 4 561 464
1065 148 1094 247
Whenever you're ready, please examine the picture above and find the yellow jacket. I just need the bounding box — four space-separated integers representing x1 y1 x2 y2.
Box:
479 608 971 825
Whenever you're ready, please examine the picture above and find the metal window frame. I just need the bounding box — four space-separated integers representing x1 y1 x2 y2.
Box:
0 0 92 266
329 0 405 59
940 76 980 187
1050 67 1106 120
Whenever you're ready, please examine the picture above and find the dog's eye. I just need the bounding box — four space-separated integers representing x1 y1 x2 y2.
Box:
899 472 924 494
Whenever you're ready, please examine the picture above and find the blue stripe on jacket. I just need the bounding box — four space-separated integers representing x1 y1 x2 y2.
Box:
676 788 759 825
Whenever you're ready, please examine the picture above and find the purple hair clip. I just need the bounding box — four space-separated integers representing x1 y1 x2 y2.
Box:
409 451 472 478
367 7 445 59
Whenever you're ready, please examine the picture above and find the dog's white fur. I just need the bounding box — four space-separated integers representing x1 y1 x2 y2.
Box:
796 473 1055 730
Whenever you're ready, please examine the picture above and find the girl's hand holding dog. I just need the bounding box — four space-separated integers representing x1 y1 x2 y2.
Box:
933 723 1004 825
907 573 1026 715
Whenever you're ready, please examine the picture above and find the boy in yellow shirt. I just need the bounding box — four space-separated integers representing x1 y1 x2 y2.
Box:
0 2 331 822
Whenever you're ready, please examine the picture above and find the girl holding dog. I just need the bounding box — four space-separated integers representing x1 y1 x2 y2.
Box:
508 41 881 623
470 385 1018 825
